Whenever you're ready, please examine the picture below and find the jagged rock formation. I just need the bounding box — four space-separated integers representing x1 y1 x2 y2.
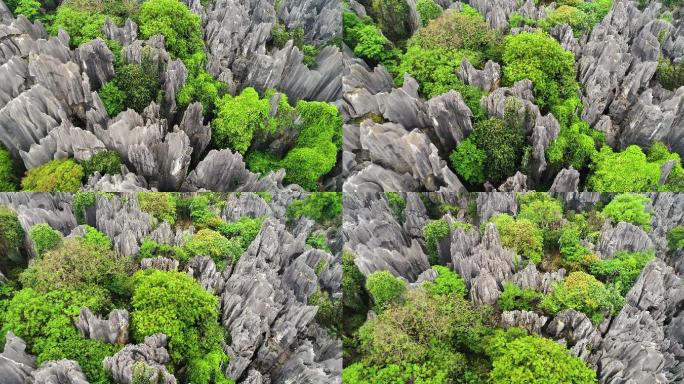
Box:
547 309 602 363
501 310 548 334
103 334 177 384
596 221 654 258
75 308 130 345
0 332 36 384
29 360 89 384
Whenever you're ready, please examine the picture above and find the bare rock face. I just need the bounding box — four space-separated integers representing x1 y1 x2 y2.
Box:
547 309 602 363
548 168 580 193
476 192 517 224
19 123 106 169
75 307 129 345
74 38 115 90
457 58 501 92
509 263 566 294
0 332 36 384
185 256 226 295
95 193 154 257
595 259 684 383
501 310 548 334
343 192 430 281
28 360 89 384
498 172 528 192
103 334 177 384
596 221 654 259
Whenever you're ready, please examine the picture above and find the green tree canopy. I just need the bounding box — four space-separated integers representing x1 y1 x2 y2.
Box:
21 159 84 192
137 0 204 60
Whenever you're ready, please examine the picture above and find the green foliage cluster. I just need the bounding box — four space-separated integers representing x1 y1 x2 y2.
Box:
0 147 17 191
286 192 343 225
342 251 367 315
416 0 442 26
48 6 110 47
486 330 597 384
19 239 129 296
28 223 62 255
450 113 525 186
130 269 228 380
502 31 578 112
385 192 406 223
1 287 117 383
80 150 122 178
138 238 188 263
547 119 603 172
309 287 342 335
73 192 97 224
517 192 564 247
423 265 467 298
137 0 203 60
423 218 472 264
76 225 113 250
497 282 543 311
212 87 275 154
271 24 304 48
490 214 543 264
558 223 594 270
365 271 406 310
589 251 654 295
137 192 177 225
667 226 684 251
0 206 24 257
306 233 330 252
21 159 84 192
177 69 228 116
540 271 624 324
656 56 684 91
184 229 241 266
601 193 652 231
101 56 162 115
588 144 684 192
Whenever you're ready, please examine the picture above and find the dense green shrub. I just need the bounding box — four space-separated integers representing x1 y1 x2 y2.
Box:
540 271 623 324
76 225 113 250
0 148 17 192
502 31 578 111
19 239 129 295
385 192 406 223
99 82 126 116
212 87 274 154
111 61 161 113
343 360 454 384
343 251 366 314
0 206 24 257
184 229 240 266
601 193 651 231
21 159 84 192
423 218 450 264
544 5 592 35
452 116 525 185
28 223 63 255
177 69 228 116
138 238 187 263
137 192 177 225
137 0 204 60
286 193 343 225
547 119 602 171
497 282 543 311
365 271 406 310
667 226 684 251
370 0 411 42
1 287 115 383
656 56 684 91
14 0 40 20
61 0 139 19
416 0 442 26
587 145 684 192
517 193 563 240
80 150 122 178
487 333 597 383
131 269 227 378
309 288 343 334
558 224 594 270
576 0 613 25
491 214 543 264
449 139 486 185
423 265 467 297
73 192 96 224
306 233 330 251
49 6 110 47
589 251 654 295
271 24 304 49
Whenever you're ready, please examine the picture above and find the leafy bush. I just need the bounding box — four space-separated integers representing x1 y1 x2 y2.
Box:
131 269 227 377
271 24 304 49
558 224 593 270
589 251 654 295
497 282 543 311
547 119 601 171
350 24 393 63
177 69 228 116
502 31 578 111
112 61 161 113
21 159 84 192
656 56 684 91
306 233 330 251
137 192 177 225
76 225 113 250
491 214 543 264
0 206 24 257
423 265 467 297
212 87 274 154
309 288 342 334
667 226 684 251
1 287 116 383
286 193 343 225
184 229 240 266
29 224 63 255
19 239 129 295
14 0 40 21
137 0 204 60
370 0 411 42
601 193 651 231
412 9 498 55
385 192 406 223
343 251 366 314
450 139 486 185
488 333 597 383
416 0 442 26
49 6 109 47
73 192 97 224
365 271 406 310
423 219 455 264
138 238 188 263
517 193 563 235
544 5 591 35
540 271 624 324
587 145 681 192
98 82 126 116
80 150 122 178
0 147 17 191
